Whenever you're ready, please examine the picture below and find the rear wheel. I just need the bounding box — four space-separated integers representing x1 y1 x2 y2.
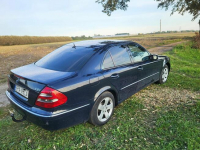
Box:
89 91 115 126
157 65 169 84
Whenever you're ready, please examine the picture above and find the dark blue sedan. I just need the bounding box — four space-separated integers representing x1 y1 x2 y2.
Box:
6 40 170 130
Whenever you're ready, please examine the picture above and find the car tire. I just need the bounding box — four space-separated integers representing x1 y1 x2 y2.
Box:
156 65 169 84
89 91 115 126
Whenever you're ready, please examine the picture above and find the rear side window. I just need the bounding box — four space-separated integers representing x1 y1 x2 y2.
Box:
109 46 131 66
35 46 95 72
102 52 114 69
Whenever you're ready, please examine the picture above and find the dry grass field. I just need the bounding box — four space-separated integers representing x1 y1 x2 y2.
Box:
0 36 72 46
0 32 194 83
108 32 196 39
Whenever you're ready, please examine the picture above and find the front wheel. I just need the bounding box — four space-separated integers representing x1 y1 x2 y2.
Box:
156 65 169 84
89 91 115 126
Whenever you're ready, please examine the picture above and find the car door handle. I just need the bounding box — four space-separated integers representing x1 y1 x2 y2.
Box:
110 74 119 79
137 66 143 70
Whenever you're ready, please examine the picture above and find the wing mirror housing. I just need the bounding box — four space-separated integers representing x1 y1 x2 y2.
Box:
149 54 158 60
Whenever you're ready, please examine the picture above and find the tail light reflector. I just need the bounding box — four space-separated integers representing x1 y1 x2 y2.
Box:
35 87 67 108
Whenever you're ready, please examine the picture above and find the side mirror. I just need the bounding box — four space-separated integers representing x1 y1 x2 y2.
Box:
149 54 158 60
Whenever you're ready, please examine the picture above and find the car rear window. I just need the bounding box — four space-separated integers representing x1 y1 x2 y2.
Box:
35 45 95 72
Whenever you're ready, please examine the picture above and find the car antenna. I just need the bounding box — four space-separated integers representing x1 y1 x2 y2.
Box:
72 43 76 49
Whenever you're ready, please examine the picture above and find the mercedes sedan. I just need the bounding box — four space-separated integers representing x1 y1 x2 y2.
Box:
6 40 170 130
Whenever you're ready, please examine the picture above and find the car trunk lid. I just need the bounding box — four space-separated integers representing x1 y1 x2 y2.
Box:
11 63 76 84
9 63 75 107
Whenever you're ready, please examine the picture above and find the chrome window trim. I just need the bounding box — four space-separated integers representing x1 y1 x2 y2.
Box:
6 91 90 118
101 59 160 71
121 72 159 90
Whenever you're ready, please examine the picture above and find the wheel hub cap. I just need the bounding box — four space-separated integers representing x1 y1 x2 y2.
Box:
162 67 168 82
97 97 113 122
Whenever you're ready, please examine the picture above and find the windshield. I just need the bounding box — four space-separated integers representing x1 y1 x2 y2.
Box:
35 45 95 72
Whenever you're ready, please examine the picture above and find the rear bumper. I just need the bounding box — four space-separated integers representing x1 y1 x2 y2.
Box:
6 90 91 130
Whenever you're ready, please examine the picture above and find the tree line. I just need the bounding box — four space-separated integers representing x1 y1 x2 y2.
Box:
0 36 73 46
71 35 92 40
152 30 198 34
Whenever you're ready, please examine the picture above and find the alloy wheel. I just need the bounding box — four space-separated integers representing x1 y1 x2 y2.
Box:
162 67 168 82
97 97 113 122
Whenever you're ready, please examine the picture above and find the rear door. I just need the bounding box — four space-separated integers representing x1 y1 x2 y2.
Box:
101 45 139 102
127 43 162 90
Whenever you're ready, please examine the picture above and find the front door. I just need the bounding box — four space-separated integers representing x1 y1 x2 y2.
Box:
127 42 162 90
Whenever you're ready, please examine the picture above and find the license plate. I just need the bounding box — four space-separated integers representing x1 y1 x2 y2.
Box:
15 85 29 98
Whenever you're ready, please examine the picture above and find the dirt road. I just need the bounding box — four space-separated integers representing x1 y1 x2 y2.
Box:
148 41 187 54
0 41 186 107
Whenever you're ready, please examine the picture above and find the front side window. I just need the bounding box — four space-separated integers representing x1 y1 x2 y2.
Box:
128 44 149 63
109 46 131 66
102 52 114 69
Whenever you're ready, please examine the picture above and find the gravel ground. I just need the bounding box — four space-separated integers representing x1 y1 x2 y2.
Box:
0 41 192 108
135 85 200 110
0 83 9 107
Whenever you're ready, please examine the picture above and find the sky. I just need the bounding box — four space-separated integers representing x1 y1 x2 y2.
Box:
0 0 199 36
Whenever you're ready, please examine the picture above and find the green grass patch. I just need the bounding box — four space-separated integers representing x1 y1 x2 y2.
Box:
162 42 200 91
0 98 148 149
150 101 200 149
1 97 200 149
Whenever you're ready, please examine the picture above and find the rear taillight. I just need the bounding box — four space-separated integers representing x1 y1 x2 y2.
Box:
35 87 67 108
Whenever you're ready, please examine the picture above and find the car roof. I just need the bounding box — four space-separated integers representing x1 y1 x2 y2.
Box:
66 40 131 47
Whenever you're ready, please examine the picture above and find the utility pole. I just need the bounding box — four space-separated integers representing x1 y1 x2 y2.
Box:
160 19 161 33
